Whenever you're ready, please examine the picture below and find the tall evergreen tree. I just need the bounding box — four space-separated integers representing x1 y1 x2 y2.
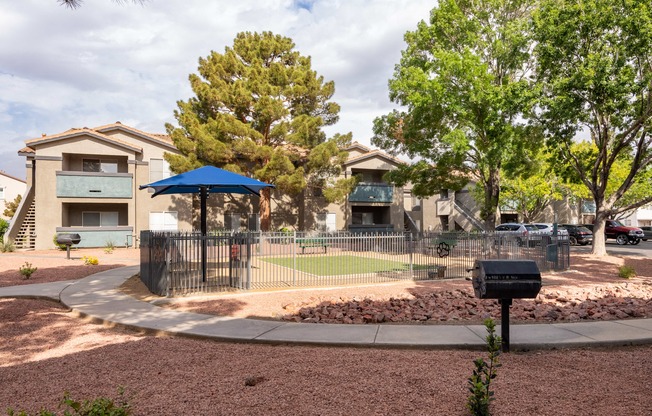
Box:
166 31 354 231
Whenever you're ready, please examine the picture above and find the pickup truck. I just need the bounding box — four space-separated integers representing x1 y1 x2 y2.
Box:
583 220 644 245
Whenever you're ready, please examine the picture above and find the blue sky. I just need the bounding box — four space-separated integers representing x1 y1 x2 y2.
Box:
1 0 434 179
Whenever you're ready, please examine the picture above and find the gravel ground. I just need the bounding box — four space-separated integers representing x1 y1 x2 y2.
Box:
1 248 652 415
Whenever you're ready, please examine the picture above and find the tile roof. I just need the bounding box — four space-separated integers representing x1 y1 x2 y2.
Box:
346 149 405 166
93 122 174 148
25 127 143 153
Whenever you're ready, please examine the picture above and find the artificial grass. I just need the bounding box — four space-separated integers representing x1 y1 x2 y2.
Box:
261 254 427 276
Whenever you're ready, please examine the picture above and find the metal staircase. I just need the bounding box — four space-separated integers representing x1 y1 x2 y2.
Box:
453 201 485 232
13 200 36 249
404 211 420 234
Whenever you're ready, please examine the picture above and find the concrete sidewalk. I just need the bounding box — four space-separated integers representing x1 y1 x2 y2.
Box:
2 266 652 350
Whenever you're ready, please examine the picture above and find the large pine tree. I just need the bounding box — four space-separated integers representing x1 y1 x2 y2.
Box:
166 31 354 231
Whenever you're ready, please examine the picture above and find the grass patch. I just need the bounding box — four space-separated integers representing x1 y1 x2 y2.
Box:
261 255 428 276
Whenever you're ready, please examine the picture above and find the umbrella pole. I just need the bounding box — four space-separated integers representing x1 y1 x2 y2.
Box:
201 186 208 283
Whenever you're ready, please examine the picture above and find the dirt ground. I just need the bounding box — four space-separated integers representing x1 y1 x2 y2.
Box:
1 247 652 415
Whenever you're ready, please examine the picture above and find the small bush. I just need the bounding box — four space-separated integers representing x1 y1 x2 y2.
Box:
6 387 131 416
0 218 8 241
618 265 636 279
82 256 99 266
18 262 37 280
104 240 115 254
467 318 502 416
53 234 67 251
1 241 15 253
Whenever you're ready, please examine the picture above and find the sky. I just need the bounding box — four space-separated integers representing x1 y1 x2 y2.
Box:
0 0 435 180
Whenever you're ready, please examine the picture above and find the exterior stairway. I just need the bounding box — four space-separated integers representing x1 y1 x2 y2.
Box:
13 200 35 249
404 211 420 234
6 186 36 250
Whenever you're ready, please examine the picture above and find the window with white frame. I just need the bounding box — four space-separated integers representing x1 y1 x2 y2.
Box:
0 186 4 200
149 158 171 182
149 211 178 231
82 212 119 227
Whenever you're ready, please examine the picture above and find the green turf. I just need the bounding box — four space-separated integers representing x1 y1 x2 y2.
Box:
261 254 428 276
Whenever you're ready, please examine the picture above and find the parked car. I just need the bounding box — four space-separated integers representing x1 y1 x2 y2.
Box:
582 220 644 245
530 223 569 237
495 223 539 246
640 226 652 241
559 224 593 246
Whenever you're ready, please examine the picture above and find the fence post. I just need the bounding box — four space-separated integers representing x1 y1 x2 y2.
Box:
408 232 414 274
246 232 252 290
292 230 297 287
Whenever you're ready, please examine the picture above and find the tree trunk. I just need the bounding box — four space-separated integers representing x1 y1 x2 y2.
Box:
483 170 500 230
259 187 271 232
591 211 608 256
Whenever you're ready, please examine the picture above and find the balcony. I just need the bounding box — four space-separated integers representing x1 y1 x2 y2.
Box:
348 183 393 203
56 172 133 198
437 198 452 215
56 226 134 248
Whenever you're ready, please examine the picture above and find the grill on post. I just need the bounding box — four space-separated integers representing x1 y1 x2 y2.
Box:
471 259 542 352
56 233 81 260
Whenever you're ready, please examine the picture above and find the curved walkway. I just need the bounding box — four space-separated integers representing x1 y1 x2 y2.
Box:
3 266 652 350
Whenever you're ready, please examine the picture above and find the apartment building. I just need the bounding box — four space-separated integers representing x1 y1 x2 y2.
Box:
7 122 194 250
298 142 485 234
7 124 492 250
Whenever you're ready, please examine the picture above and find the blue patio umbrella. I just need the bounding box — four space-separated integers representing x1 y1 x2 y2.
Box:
140 165 274 281
140 165 274 235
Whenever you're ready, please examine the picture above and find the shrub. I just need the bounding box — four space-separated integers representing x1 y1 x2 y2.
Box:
104 240 115 254
0 218 8 242
1 240 15 253
618 265 636 279
6 388 131 416
18 262 37 280
83 256 99 266
467 318 502 416
53 234 67 251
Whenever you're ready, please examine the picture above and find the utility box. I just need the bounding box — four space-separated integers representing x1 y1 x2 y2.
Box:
471 259 541 299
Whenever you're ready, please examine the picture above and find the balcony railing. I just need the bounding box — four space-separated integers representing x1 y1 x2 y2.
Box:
56 226 134 248
56 171 133 198
348 183 393 203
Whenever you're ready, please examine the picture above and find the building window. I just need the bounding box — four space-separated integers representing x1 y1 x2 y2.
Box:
0 186 4 200
149 211 178 231
83 159 118 173
149 158 171 182
82 211 119 227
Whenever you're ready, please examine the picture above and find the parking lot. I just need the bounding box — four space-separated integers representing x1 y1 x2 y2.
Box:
572 240 651 257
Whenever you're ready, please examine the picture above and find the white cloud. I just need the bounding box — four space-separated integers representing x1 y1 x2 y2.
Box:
0 0 433 179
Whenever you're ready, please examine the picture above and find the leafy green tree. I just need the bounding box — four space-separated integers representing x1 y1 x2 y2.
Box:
3 194 21 218
500 157 566 223
554 142 652 223
533 0 652 255
372 0 538 230
166 31 355 231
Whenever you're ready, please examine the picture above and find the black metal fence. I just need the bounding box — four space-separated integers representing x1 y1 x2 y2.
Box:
140 230 570 296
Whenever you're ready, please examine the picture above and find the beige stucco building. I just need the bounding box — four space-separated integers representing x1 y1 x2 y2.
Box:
7 122 194 250
8 123 499 250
